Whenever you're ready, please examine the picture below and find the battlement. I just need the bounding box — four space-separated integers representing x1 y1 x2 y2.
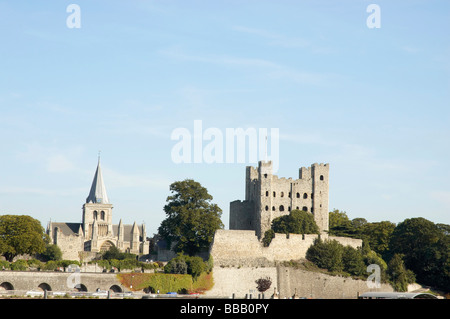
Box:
234 161 330 237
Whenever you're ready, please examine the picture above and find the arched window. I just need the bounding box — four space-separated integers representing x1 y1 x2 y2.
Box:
279 205 285 212
265 205 269 211
264 174 268 178
266 191 269 196
273 191 276 197
303 193 308 199
100 211 105 220
93 211 98 220
281 192 284 197
320 175 324 181
296 192 300 198
272 206 276 211
302 206 308 212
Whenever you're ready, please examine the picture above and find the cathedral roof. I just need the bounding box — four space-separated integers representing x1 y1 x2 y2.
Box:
86 159 109 204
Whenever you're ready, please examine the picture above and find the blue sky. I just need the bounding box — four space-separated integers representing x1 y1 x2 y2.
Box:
0 1 449 235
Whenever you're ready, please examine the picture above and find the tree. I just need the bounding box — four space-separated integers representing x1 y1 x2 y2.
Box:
39 244 62 261
342 246 366 276
306 238 344 272
0 215 46 262
389 217 448 289
158 179 224 256
328 209 357 237
360 221 396 258
271 210 319 235
387 254 416 292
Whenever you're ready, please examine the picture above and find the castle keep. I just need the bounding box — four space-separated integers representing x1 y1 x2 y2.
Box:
47 159 149 260
230 161 329 237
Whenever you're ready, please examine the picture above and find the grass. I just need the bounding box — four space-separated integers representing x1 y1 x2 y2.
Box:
117 271 214 294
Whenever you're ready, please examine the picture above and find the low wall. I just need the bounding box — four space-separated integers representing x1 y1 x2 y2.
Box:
0 271 124 292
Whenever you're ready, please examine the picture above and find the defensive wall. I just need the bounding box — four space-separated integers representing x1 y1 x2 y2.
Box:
205 265 394 299
205 229 390 298
209 229 362 267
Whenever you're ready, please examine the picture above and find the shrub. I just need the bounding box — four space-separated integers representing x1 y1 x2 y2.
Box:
262 229 275 247
10 259 28 271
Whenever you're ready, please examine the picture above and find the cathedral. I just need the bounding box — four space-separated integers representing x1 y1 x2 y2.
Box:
46 159 149 261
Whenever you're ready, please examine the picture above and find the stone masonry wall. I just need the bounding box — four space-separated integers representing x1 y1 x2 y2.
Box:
210 229 362 267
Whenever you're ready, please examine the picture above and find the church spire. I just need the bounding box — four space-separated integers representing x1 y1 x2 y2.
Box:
86 157 109 204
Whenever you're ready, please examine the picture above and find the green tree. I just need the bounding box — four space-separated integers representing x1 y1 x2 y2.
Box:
389 217 449 290
360 221 395 258
40 244 62 261
158 179 224 256
306 238 344 272
328 209 357 237
342 246 366 276
387 254 416 292
271 210 319 235
0 215 46 262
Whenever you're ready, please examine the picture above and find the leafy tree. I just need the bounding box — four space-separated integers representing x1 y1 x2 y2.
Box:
360 221 395 258
40 244 62 261
0 215 46 262
328 210 357 237
271 210 319 235
329 209 352 229
389 217 449 290
342 246 366 276
306 238 344 272
158 179 224 256
387 254 416 292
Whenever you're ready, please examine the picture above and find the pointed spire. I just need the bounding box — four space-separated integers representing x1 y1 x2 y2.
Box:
86 157 109 204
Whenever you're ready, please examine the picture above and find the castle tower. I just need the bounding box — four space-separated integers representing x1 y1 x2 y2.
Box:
82 158 113 246
230 161 330 238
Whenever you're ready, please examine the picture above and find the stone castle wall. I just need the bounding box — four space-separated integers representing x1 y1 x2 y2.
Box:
205 265 393 298
210 229 362 267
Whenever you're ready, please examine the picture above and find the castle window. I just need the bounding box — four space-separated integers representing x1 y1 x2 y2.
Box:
93 211 98 220
281 192 284 197
272 206 276 211
288 192 291 198
100 211 105 220
288 206 291 211
303 193 308 199
302 206 308 212
273 191 276 197
279 205 285 212
311 207 314 213
311 193 314 199
266 191 269 197
265 206 269 211
296 192 300 198
296 206 299 210
264 174 268 178
320 175 324 181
